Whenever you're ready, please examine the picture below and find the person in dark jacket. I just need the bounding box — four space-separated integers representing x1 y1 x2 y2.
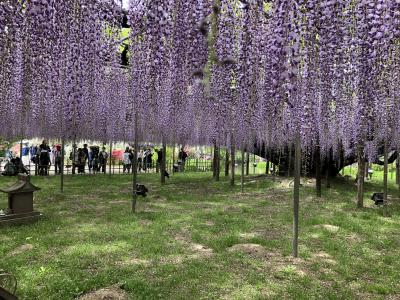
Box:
30 145 38 164
83 144 89 174
99 147 108 174
77 148 87 174
146 148 153 169
38 140 51 175
54 145 63 174
178 147 188 172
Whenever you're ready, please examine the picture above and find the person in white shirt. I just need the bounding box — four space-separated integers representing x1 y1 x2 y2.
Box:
137 149 144 172
99 147 109 174
123 147 132 174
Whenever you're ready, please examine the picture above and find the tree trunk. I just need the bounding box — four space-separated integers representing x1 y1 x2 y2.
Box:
61 138 65 193
315 145 321 197
357 145 365 208
293 132 301 258
225 148 229 177
161 141 166 184
245 151 250 176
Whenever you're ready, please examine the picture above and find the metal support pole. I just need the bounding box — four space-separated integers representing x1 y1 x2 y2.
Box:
293 132 301 258
61 139 65 193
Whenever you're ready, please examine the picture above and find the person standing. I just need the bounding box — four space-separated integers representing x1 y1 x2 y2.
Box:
50 145 56 167
54 145 63 174
178 147 188 172
70 144 79 175
92 148 98 173
123 147 132 174
39 140 51 175
77 148 87 174
143 148 148 171
368 167 374 180
83 144 89 174
99 146 109 174
90 146 100 174
30 145 38 164
137 149 144 172
147 148 153 170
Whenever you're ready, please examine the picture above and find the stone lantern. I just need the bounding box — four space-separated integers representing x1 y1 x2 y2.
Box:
0 174 41 226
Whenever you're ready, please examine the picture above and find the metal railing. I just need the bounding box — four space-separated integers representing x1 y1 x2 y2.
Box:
0 158 215 176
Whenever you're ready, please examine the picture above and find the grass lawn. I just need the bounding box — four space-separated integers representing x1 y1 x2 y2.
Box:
0 172 399 299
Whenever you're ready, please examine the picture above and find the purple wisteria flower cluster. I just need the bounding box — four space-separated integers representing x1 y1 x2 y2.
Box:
0 0 399 161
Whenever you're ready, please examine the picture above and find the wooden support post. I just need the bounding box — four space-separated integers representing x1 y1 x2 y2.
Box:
245 151 250 176
19 138 23 160
109 142 112 177
132 151 137 211
272 150 276 182
253 153 256 174
213 142 217 178
315 145 321 197
383 138 388 211
132 116 139 213
357 145 365 208
241 147 245 193
293 132 301 258
326 148 331 189
225 148 229 177
287 144 292 177
397 155 400 198
216 145 220 182
72 139 76 175
172 144 175 173
161 141 166 184
61 138 65 193
230 138 235 187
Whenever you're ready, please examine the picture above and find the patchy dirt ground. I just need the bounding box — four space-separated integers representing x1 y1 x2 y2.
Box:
78 285 129 300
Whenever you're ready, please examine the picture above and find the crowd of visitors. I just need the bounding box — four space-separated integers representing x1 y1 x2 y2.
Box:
29 140 63 176
2 141 189 176
123 147 158 174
